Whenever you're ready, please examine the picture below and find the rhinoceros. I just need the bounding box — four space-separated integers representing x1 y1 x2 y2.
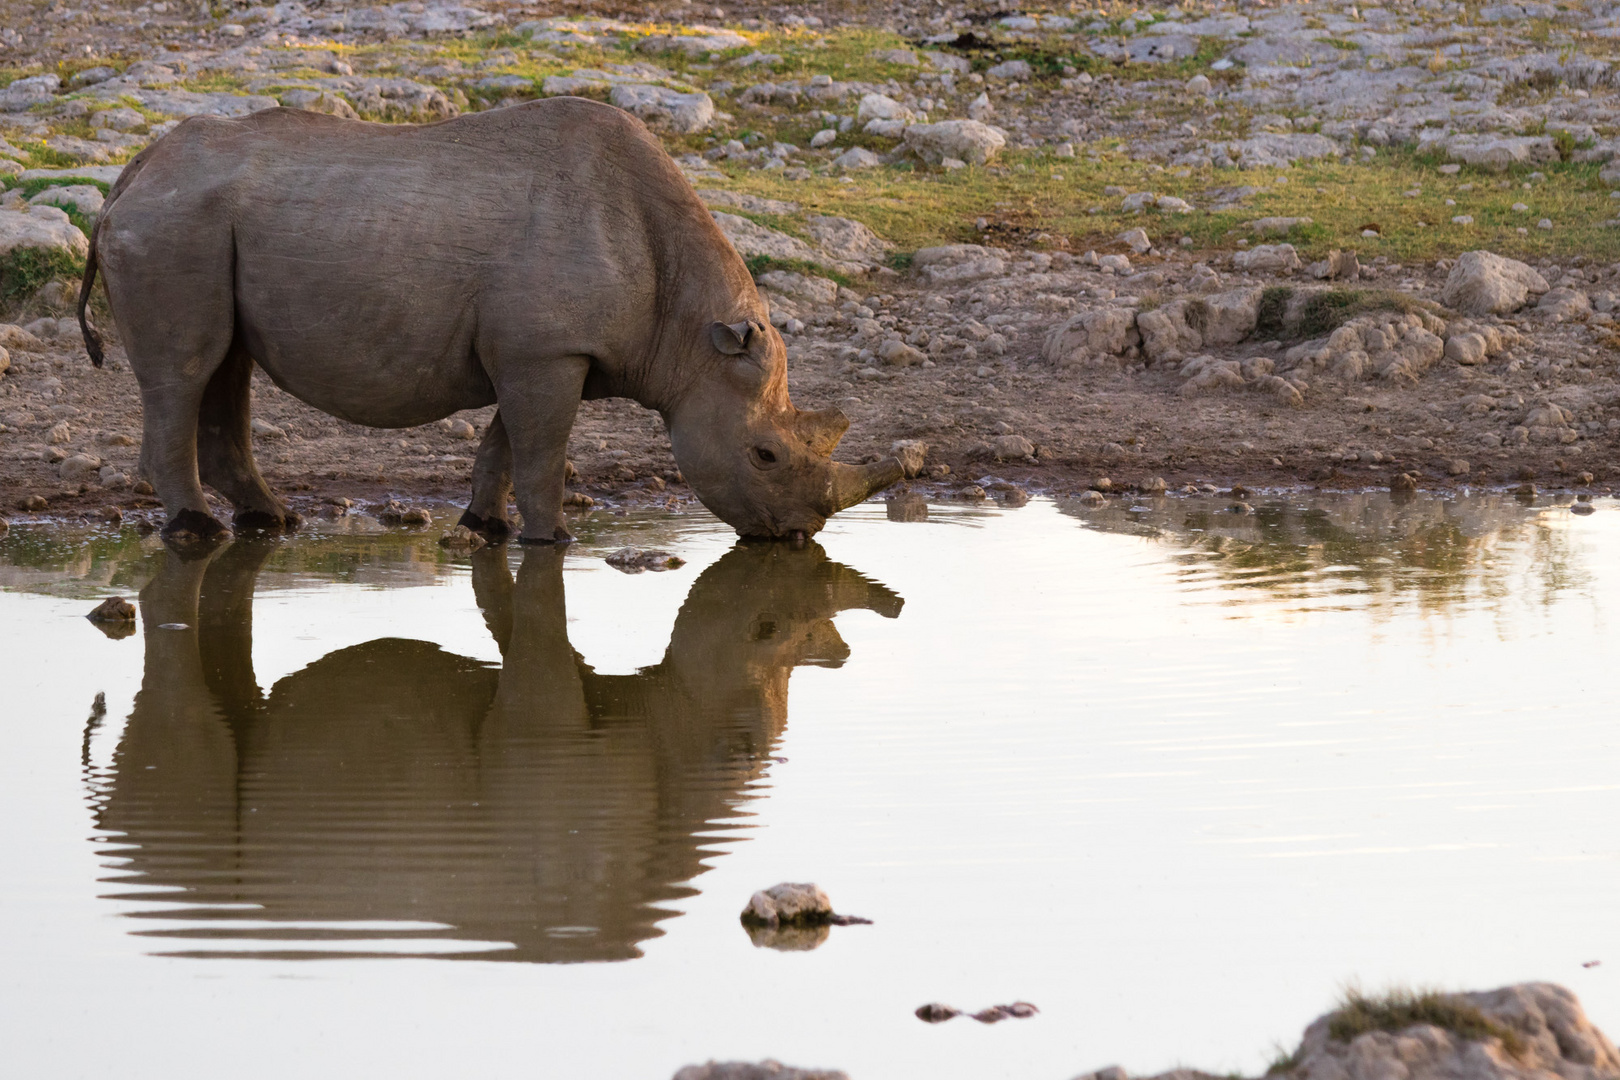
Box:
78 98 904 542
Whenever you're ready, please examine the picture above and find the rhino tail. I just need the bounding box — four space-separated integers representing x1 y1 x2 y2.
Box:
79 218 104 369
79 146 153 369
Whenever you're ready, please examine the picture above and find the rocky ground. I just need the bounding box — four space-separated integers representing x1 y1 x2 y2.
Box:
5 0 1620 527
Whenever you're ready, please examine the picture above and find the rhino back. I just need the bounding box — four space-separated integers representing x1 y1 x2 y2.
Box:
98 100 745 424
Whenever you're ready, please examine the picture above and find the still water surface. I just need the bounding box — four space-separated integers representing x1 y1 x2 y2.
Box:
2 493 1617 1079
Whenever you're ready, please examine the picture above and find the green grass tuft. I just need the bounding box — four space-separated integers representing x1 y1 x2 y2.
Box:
1328 989 1524 1056
1255 286 1294 338
743 254 853 287
0 247 85 308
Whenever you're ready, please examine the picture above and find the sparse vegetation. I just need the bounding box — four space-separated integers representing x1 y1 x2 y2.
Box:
1328 988 1525 1056
0 247 83 307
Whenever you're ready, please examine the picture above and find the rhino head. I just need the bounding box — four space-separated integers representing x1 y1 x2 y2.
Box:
665 318 903 540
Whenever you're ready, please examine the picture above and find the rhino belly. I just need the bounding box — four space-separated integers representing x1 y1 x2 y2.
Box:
235 262 497 429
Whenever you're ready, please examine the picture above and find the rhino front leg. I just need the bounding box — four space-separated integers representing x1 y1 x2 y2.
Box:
197 344 301 533
458 410 513 537
495 357 589 545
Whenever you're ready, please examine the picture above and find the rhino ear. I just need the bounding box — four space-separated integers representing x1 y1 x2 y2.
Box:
711 320 756 356
796 407 850 457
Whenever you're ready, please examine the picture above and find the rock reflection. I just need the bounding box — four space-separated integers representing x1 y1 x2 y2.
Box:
91 540 902 962
1059 491 1591 613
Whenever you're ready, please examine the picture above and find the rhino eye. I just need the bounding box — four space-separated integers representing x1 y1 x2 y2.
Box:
751 446 779 467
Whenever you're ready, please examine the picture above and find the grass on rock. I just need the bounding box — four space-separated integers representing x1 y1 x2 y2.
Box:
1328 988 1525 1055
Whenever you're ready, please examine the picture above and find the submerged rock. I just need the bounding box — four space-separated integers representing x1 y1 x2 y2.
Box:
437 524 487 553
672 1062 849 1080
377 500 431 527
918 1001 1040 1024
1070 984 1617 1080
605 547 686 573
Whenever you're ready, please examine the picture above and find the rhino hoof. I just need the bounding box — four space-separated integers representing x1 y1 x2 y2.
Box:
518 524 575 545
233 508 301 533
457 509 511 537
161 508 230 547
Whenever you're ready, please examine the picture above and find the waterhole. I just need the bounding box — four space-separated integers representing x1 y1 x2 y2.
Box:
2 493 1616 1079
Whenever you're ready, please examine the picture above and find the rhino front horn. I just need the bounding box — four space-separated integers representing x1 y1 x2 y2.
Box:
827 458 904 512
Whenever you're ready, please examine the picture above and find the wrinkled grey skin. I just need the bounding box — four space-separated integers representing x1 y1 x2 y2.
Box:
79 98 903 542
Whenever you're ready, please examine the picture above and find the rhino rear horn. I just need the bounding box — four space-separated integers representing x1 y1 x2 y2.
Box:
797 407 850 457
711 320 756 355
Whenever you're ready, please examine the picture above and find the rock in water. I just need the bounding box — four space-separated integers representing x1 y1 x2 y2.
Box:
438 524 486 552
916 1003 961 1023
918 1001 1040 1024
671 1062 850 1080
740 882 832 927
86 596 136 623
605 548 686 573
1070 984 1618 1080
1284 984 1620 1080
1440 251 1549 315
887 493 929 522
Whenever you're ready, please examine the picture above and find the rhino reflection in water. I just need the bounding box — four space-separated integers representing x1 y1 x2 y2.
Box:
93 541 901 961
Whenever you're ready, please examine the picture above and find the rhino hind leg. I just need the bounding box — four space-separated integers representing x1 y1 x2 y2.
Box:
459 410 513 537
495 357 589 545
196 343 301 534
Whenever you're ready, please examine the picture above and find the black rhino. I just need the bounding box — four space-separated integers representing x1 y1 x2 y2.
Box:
78 98 904 542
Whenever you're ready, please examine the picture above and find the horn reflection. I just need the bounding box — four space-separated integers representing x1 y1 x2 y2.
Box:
91 539 902 962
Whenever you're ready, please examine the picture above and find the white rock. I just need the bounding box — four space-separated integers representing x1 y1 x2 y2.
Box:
967 92 993 121
991 433 1035 460
1185 74 1213 94
0 205 89 259
890 440 928 477
902 119 1005 166
809 128 837 148
1156 195 1193 214
856 93 912 124
59 453 101 482
1440 251 1549 315
637 29 748 56
1538 286 1590 321
1231 244 1302 273
1247 216 1312 236
878 338 925 366
28 185 104 217
90 107 145 131
987 60 1032 80
1117 228 1152 254
759 270 838 306
608 84 714 134
832 147 882 170
1043 307 1141 363
1444 332 1488 365
805 215 890 268
711 212 819 263
740 882 832 927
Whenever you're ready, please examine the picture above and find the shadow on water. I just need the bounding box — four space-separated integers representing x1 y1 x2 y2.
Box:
85 540 902 962
1058 491 1593 615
